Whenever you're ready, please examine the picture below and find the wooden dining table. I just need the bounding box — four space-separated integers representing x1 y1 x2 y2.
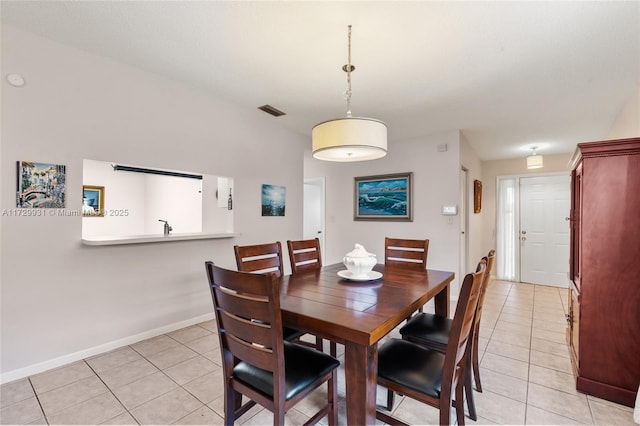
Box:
279 262 455 425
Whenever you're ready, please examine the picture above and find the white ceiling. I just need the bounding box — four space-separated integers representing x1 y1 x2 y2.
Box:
2 1 639 160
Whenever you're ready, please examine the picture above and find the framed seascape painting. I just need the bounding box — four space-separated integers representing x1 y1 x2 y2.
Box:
262 184 286 216
354 172 412 221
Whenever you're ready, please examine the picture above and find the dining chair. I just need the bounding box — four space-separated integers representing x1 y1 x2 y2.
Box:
286 238 338 357
376 260 486 426
234 242 320 351
384 237 430 315
204 262 339 426
391 249 497 420
384 237 430 270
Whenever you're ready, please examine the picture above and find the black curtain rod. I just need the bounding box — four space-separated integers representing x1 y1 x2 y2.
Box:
112 164 202 180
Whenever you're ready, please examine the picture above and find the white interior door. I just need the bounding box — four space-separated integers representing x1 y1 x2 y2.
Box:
520 175 571 287
303 177 325 257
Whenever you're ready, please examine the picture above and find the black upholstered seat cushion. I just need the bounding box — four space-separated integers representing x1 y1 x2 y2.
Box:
283 326 304 341
234 341 339 401
399 313 452 347
378 339 445 399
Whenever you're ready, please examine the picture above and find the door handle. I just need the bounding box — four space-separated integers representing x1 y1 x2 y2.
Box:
522 236 527 241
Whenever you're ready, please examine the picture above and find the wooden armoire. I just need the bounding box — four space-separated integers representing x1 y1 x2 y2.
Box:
567 137 640 407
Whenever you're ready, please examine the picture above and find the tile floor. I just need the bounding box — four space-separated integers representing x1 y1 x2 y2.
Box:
1 279 636 425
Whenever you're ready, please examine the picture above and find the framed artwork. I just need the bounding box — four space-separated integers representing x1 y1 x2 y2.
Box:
354 172 412 221
82 185 105 217
474 179 482 213
262 184 286 216
16 161 67 208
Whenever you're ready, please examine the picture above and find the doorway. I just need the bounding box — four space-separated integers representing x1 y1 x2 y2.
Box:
303 177 326 257
460 167 469 286
519 175 571 287
496 173 570 287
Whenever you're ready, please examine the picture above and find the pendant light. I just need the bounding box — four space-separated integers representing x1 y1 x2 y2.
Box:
526 146 544 169
312 25 387 162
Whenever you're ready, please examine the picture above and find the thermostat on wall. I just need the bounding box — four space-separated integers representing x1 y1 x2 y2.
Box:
441 205 458 216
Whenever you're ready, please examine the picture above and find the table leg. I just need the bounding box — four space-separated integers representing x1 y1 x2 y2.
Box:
433 283 450 317
344 341 377 425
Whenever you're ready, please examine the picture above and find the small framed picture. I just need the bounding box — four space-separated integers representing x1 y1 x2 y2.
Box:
354 172 412 221
82 185 104 217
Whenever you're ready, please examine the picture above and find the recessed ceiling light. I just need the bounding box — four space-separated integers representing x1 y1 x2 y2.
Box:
6 74 26 87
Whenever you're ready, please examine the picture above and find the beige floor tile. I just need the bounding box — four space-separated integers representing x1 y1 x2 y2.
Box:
182 371 225 405
532 327 566 344
208 394 264 423
532 319 567 333
130 388 202 425
242 406 311 425
489 328 531 349
389 395 442 425
144 343 199 370
38 375 108 417
499 305 533 317
525 405 588 425
473 390 527 425
197 319 218 333
97 358 158 389
494 320 532 335
86 346 142 373
586 395 633 412
111 371 178 410
131 335 181 357
173 405 224 425
485 339 530 362
183 333 219 354
25 414 47 425
527 382 592 424
481 352 529 380
163 355 217 385
0 396 44 425
47 392 126 425
0 379 34 408
99 411 138 425
29 361 94 394
167 325 212 344
530 349 573 374
201 349 222 366
589 398 636 426
478 368 528 402
528 364 580 395
499 312 533 326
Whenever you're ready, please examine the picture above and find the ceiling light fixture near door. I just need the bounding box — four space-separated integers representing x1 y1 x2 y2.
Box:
312 25 387 162
526 146 544 169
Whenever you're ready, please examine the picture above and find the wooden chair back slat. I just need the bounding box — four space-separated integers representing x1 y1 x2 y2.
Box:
234 242 285 276
287 238 322 274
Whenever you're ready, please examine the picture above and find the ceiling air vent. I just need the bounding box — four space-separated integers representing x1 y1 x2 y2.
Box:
258 104 286 117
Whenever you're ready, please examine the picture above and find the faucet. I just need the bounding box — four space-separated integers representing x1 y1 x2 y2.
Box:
158 219 172 235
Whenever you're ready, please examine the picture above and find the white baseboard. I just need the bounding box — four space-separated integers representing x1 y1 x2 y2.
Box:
0 312 216 385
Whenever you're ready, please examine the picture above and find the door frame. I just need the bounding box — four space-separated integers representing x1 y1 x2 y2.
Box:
497 171 569 282
303 177 326 258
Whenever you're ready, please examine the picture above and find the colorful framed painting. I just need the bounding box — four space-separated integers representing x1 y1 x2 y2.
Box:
16 161 67 208
262 184 286 216
82 185 105 217
354 172 412 221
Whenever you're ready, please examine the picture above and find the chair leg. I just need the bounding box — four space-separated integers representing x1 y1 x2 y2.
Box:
455 379 466 426
472 330 482 392
386 388 395 411
329 341 337 358
328 371 338 426
464 362 477 421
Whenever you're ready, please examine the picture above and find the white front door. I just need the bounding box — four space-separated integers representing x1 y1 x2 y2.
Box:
303 177 325 257
520 175 571 287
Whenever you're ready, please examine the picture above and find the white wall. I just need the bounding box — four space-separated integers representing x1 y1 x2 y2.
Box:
607 86 640 139
0 26 304 381
143 173 202 235
304 130 465 296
